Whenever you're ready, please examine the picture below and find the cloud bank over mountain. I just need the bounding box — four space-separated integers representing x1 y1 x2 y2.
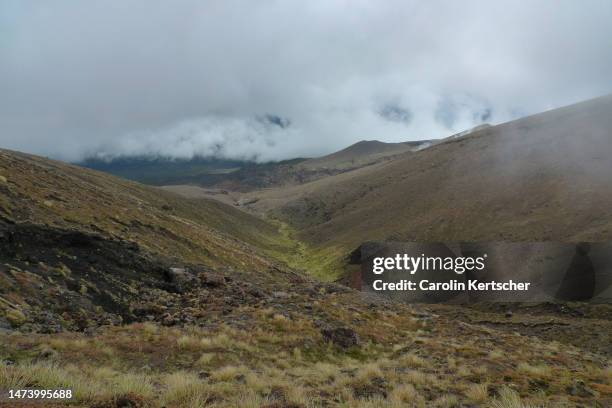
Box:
1 0 612 161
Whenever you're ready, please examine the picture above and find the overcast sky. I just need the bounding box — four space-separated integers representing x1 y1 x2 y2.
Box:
1 1 612 162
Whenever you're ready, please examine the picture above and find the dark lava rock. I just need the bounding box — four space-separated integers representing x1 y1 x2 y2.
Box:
321 326 360 348
164 267 195 293
161 313 178 326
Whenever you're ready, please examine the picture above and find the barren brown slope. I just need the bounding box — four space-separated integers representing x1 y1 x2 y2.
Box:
272 95 612 276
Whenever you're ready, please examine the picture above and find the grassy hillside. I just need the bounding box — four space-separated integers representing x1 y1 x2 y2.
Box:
261 95 612 279
0 149 292 271
0 146 610 406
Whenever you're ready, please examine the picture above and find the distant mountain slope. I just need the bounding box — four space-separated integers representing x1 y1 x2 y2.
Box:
81 140 432 191
80 156 247 186
296 140 429 171
266 95 612 277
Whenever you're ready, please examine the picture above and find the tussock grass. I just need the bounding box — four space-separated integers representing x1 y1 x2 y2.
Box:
176 335 201 350
356 362 384 381
195 353 215 367
490 386 534 408
518 363 552 379
464 382 488 403
389 383 420 404
162 371 213 408
200 333 231 350
0 362 154 404
398 353 426 368
211 365 247 382
433 394 460 407
402 369 434 386
0 306 607 407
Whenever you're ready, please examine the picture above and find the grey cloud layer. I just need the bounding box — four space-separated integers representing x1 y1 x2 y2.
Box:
1 0 612 161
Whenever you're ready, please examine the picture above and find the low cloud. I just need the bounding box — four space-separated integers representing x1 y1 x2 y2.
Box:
1 1 611 162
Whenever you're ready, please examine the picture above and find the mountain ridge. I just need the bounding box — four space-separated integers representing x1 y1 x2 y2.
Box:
227 95 612 279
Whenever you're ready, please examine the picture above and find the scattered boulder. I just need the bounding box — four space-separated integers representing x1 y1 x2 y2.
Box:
272 291 290 299
161 313 178 326
321 326 360 348
167 267 187 279
199 272 225 287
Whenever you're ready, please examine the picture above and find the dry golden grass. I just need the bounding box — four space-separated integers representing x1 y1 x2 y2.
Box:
162 371 213 408
433 394 460 407
489 386 533 408
0 298 609 407
0 362 155 404
398 352 426 368
518 363 553 379
389 383 420 404
464 382 488 403
211 365 246 382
